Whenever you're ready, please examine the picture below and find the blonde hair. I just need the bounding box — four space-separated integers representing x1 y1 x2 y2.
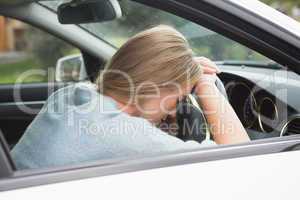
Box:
96 25 202 102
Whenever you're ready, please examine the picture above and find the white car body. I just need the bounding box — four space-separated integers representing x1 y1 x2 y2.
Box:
1 150 300 199
0 0 300 197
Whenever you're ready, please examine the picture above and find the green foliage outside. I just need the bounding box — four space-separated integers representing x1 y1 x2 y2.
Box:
0 58 42 84
261 0 300 20
0 26 79 84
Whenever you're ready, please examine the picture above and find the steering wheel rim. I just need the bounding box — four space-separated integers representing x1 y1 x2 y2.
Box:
176 75 228 143
215 76 228 100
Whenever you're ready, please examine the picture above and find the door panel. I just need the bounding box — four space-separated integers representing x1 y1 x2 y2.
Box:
1 147 300 196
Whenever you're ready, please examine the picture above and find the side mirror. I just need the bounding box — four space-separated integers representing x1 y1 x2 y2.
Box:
57 0 122 24
55 54 88 82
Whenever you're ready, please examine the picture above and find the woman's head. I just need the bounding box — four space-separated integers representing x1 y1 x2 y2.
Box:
97 25 202 123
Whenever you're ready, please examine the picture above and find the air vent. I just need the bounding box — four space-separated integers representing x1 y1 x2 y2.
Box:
281 117 300 136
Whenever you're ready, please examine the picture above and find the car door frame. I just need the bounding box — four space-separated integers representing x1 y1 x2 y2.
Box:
1 0 300 192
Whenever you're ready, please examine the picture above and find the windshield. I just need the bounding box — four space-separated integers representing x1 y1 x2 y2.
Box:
42 0 274 66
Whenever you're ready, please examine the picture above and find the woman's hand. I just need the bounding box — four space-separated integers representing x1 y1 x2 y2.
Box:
194 57 221 75
193 57 250 145
193 57 221 96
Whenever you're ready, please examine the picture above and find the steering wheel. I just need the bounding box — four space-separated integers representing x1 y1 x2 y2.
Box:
176 76 228 143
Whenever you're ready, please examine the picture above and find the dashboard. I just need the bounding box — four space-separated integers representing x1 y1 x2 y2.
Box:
219 65 300 140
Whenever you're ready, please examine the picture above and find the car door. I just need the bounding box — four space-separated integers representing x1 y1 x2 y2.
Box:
2 148 300 200
0 0 300 198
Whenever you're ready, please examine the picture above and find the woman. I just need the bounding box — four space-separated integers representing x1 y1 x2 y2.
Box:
11 25 249 170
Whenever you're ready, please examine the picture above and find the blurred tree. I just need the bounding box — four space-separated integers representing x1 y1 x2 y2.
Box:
24 26 74 68
262 0 299 6
117 0 186 34
261 0 300 20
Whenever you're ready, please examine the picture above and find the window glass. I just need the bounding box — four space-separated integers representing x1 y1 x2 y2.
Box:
43 0 272 63
0 16 80 84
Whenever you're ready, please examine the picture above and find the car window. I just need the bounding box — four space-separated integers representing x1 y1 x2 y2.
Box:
0 16 80 84
43 0 273 65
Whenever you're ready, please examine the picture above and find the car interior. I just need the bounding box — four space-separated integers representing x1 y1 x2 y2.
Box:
1 0 300 171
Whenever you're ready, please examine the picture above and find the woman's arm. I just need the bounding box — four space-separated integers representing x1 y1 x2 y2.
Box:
194 57 250 145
